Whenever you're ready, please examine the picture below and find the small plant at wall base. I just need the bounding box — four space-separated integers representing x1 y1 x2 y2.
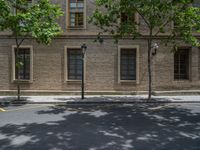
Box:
0 0 63 101
90 0 200 100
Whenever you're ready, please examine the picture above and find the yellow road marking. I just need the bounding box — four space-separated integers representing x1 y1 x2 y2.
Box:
5 105 53 112
0 108 6 112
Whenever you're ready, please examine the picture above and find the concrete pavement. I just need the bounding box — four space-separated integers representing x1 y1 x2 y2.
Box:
0 95 200 105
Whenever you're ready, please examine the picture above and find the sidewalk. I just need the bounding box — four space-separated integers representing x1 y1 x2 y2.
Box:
0 95 200 104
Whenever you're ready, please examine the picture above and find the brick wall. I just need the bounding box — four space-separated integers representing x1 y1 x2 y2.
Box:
0 37 200 92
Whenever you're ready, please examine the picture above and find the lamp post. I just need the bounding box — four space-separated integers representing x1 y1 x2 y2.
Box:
81 43 87 99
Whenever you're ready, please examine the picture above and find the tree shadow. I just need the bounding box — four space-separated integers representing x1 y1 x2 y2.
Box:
55 96 174 103
0 103 200 150
0 96 29 107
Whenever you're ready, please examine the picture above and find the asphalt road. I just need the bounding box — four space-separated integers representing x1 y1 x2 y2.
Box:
0 103 200 150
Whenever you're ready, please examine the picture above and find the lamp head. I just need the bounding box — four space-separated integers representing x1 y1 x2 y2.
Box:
81 43 87 54
81 43 87 50
152 43 158 56
153 43 159 49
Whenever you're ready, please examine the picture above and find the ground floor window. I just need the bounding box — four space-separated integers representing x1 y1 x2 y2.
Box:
120 49 136 80
174 48 190 80
66 48 83 81
118 46 139 83
12 46 33 81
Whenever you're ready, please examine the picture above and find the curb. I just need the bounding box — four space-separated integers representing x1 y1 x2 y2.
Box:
1 99 200 106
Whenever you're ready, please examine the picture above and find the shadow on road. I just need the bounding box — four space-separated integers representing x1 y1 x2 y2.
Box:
0 104 200 150
0 97 29 108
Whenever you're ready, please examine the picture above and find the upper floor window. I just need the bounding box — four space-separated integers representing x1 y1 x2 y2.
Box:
14 0 33 14
27 0 32 5
174 48 190 80
68 0 84 29
193 0 200 7
121 13 135 24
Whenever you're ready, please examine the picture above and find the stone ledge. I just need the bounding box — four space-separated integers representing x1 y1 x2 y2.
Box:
0 90 148 96
0 90 200 96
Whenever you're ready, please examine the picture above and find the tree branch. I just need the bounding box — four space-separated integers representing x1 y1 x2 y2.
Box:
154 18 172 37
133 6 151 28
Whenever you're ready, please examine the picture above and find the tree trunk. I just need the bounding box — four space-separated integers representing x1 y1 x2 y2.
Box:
147 29 153 100
16 44 21 101
17 82 20 101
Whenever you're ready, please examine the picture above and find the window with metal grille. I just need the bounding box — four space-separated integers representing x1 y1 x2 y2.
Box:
174 48 189 80
68 0 84 28
67 49 82 80
15 48 30 80
120 49 136 80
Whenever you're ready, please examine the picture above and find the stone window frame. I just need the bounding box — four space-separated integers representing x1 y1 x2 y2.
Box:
66 0 87 30
11 45 33 83
64 46 86 82
173 46 191 81
118 45 140 84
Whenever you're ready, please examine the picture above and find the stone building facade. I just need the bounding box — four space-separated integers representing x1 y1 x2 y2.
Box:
0 0 200 95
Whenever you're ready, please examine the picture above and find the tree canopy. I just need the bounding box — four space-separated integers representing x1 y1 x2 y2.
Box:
0 0 63 44
90 0 200 47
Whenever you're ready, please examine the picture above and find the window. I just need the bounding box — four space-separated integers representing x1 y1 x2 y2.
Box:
26 0 32 5
120 49 136 80
14 0 33 14
173 4 190 29
68 0 85 29
173 21 178 29
12 46 33 82
174 48 190 80
118 46 139 83
66 48 83 80
193 0 200 7
121 13 135 24
120 13 138 31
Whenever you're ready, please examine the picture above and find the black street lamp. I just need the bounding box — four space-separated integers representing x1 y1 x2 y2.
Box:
81 43 87 99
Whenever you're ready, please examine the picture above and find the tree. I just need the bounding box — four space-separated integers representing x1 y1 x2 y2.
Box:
0 0 63 100
90 0 200 100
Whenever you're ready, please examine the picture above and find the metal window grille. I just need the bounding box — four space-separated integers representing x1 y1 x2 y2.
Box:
174 48 189 80
69 0 84 28
67 49 83 80
15 48 30 80
120 49 136 80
